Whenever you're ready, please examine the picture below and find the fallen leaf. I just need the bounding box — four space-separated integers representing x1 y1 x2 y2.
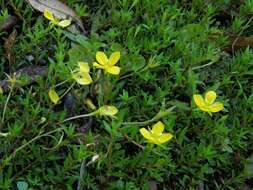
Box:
224 36 253 52
148 180 157 190
0 16 19 31
27 0 85 32
4 30 17 65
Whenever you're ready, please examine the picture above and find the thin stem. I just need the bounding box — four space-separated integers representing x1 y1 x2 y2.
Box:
77 158 86 190
122 117 156 126
12 127 63 156
122 106 176 126
54 79 69 88
60 82 75 99
192 61 215 71
1 85 13 124
62 112 97 123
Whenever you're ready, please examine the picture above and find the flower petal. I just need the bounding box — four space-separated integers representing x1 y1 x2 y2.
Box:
158 133 173 144
93 62 104 69
78 62 90 73
209 102 224 113
106 66 120 75
140 128 152 141
193 94 207 107
150 138 162 145
86 98 96 110
72 72 92 85
44 9 54 21
57 19 71 27
96 51 108 65
151 121 164 135
98 105 118 116
205 91 217 105
48 89 60 104
109 51 120 66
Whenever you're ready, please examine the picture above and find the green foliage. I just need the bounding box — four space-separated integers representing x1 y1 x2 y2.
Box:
0 0 253 189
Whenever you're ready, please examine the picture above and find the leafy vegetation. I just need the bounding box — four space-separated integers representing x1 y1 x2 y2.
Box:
0 0 253 189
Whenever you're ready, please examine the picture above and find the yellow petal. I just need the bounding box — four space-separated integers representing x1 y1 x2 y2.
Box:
158 133 173 144
48 89 60 104
150 138 162 145
93 62 104 69
44 9 54 21
106 66 120 75
72 72 92 85
193 94 210 112
205 91 217 105
57 19 71 27
98 105 118 116
86 98 97 110
109 51 120 66
209 102 224 113
78 62 90 73
96 51 108 65
151 121 164 135
140 128 152 141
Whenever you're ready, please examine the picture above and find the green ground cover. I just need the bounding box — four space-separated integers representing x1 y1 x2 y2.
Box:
0 0 253 189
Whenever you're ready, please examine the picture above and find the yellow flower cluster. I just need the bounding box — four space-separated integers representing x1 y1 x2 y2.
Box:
44 9 225 147
48 51 121 104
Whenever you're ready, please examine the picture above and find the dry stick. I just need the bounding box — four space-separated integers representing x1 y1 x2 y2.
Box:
231 15 253 55
124 133 144 149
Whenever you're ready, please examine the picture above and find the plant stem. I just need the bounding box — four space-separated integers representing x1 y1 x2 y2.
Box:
122 106 176 126
1 85 13 124
60 82 75 99
62 112 97 123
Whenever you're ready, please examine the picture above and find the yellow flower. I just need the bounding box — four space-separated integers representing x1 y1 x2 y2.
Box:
97 105 118 116
193 90 224 115
93 51 121 75
140 121 173 145
44 9 71 28
72 62 93 85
